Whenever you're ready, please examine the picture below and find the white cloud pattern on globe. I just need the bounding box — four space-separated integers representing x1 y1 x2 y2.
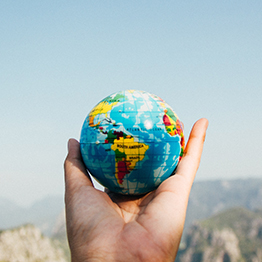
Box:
80 90 185 195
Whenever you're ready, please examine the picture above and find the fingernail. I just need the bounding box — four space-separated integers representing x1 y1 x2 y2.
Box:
67 139 72 152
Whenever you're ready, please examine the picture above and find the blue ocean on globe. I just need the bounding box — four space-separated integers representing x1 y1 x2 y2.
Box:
80 90 185 195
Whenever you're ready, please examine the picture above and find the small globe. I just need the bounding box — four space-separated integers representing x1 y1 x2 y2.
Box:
80 90 184 195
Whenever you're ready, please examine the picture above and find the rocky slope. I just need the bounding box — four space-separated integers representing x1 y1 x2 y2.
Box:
0 224 67 262
176 208 262 262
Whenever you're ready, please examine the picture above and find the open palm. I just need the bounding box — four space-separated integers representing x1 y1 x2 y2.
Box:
64 118 208 262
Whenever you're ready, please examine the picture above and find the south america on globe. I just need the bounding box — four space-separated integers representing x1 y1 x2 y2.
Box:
80 90 185 195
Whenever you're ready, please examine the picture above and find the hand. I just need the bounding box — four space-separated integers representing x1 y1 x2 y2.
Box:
64 118 208 262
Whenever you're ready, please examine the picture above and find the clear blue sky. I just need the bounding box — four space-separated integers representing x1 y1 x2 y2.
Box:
1 1 262 207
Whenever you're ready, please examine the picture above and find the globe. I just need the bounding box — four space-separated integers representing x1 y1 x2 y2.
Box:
80 90 185 195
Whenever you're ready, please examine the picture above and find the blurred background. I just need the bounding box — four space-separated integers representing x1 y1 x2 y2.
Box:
0 1 261 261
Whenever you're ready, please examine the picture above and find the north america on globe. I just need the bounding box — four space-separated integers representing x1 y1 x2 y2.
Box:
80 90 184 195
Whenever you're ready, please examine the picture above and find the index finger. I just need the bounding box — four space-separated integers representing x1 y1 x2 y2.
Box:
175 118 209 185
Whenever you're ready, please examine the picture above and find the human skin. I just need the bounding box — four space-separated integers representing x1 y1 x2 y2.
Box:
64 118 208 262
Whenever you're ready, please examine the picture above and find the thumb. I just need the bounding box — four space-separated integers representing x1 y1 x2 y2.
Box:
64 139 93 195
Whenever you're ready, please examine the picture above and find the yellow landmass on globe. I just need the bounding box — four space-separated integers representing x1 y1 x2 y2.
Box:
88 100 118 127
164 113 177 136
111 136 149 184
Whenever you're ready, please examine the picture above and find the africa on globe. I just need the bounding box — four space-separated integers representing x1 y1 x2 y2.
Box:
80 90 185 195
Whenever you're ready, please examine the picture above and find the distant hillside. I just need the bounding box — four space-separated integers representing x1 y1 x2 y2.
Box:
176 207 262 262
1 179 262 261
1 179 261 236
0 224 67 262
0 195 64 236
184 178 262 232
52 209 70 260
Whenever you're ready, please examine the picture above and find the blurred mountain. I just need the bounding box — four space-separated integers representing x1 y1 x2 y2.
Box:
0 195 64 236
176 207 262 262
2 179 261 236
0 224 67 262
0 197 23 213
184 178 262 232
1 178 262 261
52 209 70 259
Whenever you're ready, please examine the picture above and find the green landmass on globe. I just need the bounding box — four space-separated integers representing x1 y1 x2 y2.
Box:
80 90 184 195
